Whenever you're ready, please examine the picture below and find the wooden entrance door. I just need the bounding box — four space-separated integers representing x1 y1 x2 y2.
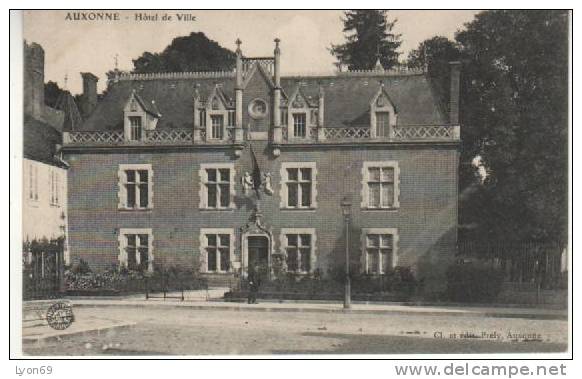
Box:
247 236 269 277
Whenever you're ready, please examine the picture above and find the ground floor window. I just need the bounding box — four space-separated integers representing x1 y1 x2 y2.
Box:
200 228 234 273
361 228 398 275
118 228 153 272
280 228 316 274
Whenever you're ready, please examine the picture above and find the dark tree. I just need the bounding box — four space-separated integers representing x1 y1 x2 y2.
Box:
407 36 462 111
331 10 402 70
132 32 236 73
44 81 66 108
409 11 569 247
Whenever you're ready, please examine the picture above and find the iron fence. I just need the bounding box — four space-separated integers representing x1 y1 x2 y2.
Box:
457 241 566 290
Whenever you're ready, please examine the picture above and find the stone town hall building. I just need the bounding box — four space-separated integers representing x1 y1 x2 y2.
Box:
62 40 461 285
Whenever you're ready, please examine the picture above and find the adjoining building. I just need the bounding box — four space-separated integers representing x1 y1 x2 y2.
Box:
23 41 80 295
62 40 461 288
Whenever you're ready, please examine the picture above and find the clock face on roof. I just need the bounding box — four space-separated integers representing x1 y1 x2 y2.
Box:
248 98 268 119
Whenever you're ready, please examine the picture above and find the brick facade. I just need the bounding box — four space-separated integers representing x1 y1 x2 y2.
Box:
65 142 458 281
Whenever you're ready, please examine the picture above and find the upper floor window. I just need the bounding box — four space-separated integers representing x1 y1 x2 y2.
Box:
361 161 400 209
200 228 234 273
27 163 38 202
199 163 235 209
118 228 153 272
49 169 60 207
118 164 153 210
293 113 306 138
375 112 390 137
362 228 397 275
280 162 317 209
210 114 224 139
129 116 143 141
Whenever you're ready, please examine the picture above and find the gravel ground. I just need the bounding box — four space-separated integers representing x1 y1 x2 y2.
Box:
23 306 568 356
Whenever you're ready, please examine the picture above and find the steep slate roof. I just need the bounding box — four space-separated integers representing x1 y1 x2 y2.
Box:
80 70 447 131
54 90 83 131
23 115 64 167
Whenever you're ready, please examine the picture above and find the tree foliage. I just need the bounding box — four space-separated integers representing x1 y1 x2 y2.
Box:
44 80 66 108
408 10 569 246
132 32 236 73
331 10 402 70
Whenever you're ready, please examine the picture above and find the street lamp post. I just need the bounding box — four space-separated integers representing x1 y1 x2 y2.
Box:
341 197 352 309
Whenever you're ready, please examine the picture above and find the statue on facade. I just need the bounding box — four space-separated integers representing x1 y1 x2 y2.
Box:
241 171 254 195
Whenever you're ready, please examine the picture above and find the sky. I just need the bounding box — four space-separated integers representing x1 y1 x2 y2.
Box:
23 10 479 95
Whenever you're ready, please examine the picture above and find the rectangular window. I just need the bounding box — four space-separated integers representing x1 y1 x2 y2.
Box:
376 112 390 137
199 109 206 127
129 116 142 141
285 167 312 208
281 163 317 209
49 169 60 206
205 233 231 272
365 234 394 274
119 164 153 210
280 108 288 126
125 234 150 271
293 113 306 137
200 164 234 209
362 162 399 209
227 110 236 127
204 168 230 208
211 115 224 139
119 228 153 272
285 234 312 273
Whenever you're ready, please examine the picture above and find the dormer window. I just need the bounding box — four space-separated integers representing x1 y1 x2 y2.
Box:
293 113 306 138
123 92 160 142
370 86 397 138
375 112 390 137
129 116 143 141
210 114 224 139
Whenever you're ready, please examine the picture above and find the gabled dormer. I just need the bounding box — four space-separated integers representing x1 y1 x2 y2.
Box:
286 87 318 139
369 83 398 138
123 90 161 142
194 84 235 141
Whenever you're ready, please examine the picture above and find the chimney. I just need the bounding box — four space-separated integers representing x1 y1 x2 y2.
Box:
24 42 45 119
80 72 99 118
449 61 461 125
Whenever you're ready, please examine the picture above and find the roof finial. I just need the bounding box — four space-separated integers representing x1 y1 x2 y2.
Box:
274 38 281 54
235 38 242 54
64 73 68 90
374 45 384 72
114 53 119 70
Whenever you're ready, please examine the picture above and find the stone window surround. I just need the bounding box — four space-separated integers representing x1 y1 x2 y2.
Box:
279 162 318 210
279 228 317 274
118 227 154 272
117 163 154 210
360 227 399 274
202 94 233 140
369 87 398 138
198 163 236 210
199 228 236 273
286 92 316 139
123 93 158 142
360 161 400 210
